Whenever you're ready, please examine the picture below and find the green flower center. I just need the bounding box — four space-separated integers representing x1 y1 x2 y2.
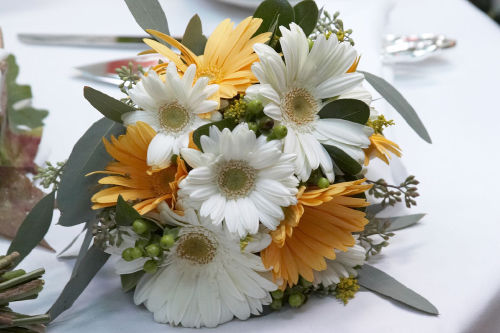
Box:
217 160 256 199
282 88 318 126
159 101 190 133
176 230 218 264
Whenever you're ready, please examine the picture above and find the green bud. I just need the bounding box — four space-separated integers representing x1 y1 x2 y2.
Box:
135 238 149 249
258 116 274 132
143 260 158 274
317 177 330 189
170 154 178 164
160 234 175 249
270 298 283 310
145 243 161 257
300 276 313 288
131 246 144 259
247 122 258 132
165 227 180 239
1 269 26 281
122 248 136 262
271 289 284 299
132 219 149 235
246 99 263 115
272 125 288 139
288 293 305 308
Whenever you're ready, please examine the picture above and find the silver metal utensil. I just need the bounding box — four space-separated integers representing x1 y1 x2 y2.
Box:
18 33 147 49
383 33 456 63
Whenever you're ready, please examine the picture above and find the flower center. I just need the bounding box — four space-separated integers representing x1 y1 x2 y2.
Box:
176 229 218 264
281 88 318 126
158 101 190 133
197 66 221 82
216 160 256 199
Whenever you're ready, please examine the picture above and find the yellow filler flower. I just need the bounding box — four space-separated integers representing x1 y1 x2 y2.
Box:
91 122 187 215
143 17 270 101
364 133 402 165
261 179 371 289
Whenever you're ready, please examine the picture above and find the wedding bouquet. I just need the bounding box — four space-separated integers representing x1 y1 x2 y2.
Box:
12 0 438 328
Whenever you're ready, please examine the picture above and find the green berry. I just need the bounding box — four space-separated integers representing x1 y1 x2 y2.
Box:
246 99 263 115
317 177 330 189
122 248 135 262
300 276 313 288
271 289 284 299
272 125 288 139
160 234 175 249
135 238 149 249
131 246 144 259
270 298 283 310
288 293 305 308
143 260 158 274
247 122 258 132
132 219 149 235
145 243 161 257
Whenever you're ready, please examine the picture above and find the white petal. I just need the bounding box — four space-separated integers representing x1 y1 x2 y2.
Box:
147 133 175 169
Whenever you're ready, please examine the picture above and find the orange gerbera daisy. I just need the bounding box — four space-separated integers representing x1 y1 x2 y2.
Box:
142 17 270 101
364 133 402 165
261 179 371 289
90 122 187 215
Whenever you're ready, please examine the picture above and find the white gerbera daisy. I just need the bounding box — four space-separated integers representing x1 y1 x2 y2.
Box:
122 62 219 170
246 23 373 182
133 204 276 328
178 123 299 237
313 240 366 286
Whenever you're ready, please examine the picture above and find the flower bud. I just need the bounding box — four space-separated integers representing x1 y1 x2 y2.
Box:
271 289 284 299
288 293 305 308
246 99 263 115
132 219 149 235
272 125 288 139
122 248 135 262
145 243 161 257
160 234 175 249
270 298 283 310
317 177 330 189
131 246 144 259
143 260 158 274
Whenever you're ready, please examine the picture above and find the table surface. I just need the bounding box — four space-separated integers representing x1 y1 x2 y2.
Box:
1 0 500 332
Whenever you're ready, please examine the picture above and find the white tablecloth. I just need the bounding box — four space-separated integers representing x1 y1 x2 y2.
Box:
1 0 500 332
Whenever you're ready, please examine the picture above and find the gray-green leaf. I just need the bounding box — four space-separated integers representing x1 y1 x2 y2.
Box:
192 118 237 151
7 191 55 267
360 71 432 143
181 15 207 56
253 0 295 36
293 0 319 36
83 87 134 124
124 0 169 37
58 118 124 226
358 264 439 315
323 144 362 175
319 99 370 124
121 271 145 293
385 213 426 232
48 245 110 321
116 195 142 227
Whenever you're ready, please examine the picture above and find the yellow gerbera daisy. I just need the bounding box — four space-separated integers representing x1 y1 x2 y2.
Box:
260 179 371 289
364 133 402 165
91 122 187 215
142 17 271 101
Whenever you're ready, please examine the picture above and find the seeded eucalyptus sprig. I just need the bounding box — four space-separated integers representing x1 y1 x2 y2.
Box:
367 176 420 208
312 10 355 45
33 161 65 191
116 62 145 106
358 217 395 259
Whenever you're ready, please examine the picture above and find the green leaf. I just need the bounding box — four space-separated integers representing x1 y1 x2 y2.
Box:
323 144 362 175
48 245 110 321
360 71 432 143
365 203 385 217
192 118 237 151
318 99 370 124
7 191 55 267
385 213 426 232
293 0 319 36
121 271 145 293
253 0 294 36
181 15 207 56
116 195 142 226
358 264 438 315
83 87 134 124
58 118 124 226
124 0 169 36
71 226 94 278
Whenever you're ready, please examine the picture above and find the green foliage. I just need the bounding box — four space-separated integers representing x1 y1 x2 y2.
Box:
33 161 65 190
116 62 145 106
192 118 237 151
253 0 295 36
84 86 135 123
121 271 145 293
367 175 420 208
7 191 55 267
115 195 142 227
57 117 124 226
124 0 170 42
319 98 370 124
358 264 439 315
182 14 207 56
293 1 319 36
323 144 362 175
313 10 355 45
360 71 432 143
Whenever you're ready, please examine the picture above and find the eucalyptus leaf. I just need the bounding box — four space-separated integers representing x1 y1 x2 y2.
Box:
323 144 362 175
365 203 385 217
318 99 370 124
253 0 294 36
48 245 110 321
7 191 55 267
358 264 438 315
58 118 124 226
385 213 426 232
121 271 145 293
71 226 94 278
83 87 134 124
181 15 207 56
124 0 169 36
360 71 432 143
293 0 319 36
192 118 237 151
116 195 142 227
